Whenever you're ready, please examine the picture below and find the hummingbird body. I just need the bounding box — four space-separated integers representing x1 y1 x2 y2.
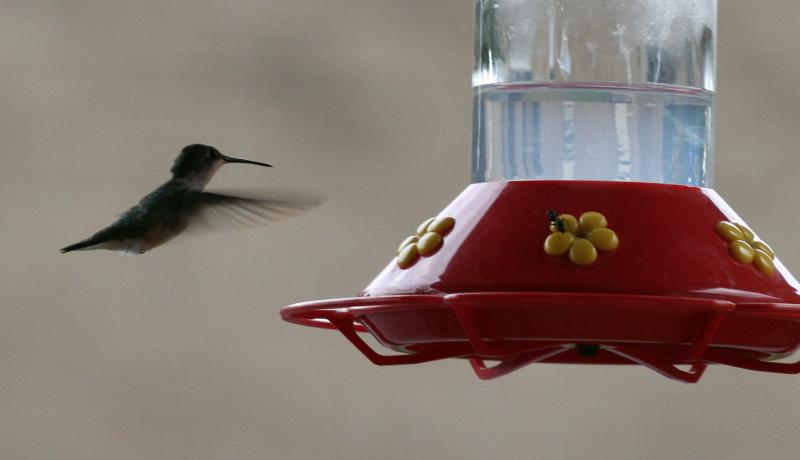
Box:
62 144 316 254
63 182 193 254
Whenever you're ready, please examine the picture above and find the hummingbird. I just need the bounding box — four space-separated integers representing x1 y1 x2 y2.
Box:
61 144 321 254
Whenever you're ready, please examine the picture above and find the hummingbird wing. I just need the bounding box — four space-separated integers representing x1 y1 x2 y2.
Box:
182 190 324 234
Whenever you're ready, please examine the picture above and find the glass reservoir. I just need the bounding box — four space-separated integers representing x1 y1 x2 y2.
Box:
472 0 717 185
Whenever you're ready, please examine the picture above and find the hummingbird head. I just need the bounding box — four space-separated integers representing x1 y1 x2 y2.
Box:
171 144 272 187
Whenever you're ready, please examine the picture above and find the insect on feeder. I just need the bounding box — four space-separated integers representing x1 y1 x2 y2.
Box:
282 0 800 382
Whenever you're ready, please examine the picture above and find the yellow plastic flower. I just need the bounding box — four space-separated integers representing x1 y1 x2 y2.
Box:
716 221 775 275
544 211 619 266
396 216 455 269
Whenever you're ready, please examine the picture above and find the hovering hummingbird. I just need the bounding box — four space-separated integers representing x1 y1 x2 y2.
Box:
61 144 320 254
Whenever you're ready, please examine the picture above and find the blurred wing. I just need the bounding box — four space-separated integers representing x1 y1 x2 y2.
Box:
183 189 324 234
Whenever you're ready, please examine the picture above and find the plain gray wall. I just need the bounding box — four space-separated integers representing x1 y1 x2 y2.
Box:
2 1 800 459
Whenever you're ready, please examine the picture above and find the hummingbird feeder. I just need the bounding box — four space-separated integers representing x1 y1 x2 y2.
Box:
282 0 800 382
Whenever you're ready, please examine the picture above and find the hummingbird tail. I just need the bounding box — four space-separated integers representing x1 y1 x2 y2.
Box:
60 237 107 253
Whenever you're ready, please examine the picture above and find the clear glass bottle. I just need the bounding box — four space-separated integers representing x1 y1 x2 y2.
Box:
472 0 717 186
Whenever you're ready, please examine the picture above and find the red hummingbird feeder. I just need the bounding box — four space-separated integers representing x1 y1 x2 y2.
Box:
282 0 800 382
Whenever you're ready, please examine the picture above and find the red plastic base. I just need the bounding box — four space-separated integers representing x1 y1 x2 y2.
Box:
281 181 800 382
282 293 800 382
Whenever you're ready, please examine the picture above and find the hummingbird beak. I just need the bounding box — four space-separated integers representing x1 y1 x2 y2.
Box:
221 155 273 168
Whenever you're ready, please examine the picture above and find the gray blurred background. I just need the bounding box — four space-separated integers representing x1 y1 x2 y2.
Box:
2 1 800 459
